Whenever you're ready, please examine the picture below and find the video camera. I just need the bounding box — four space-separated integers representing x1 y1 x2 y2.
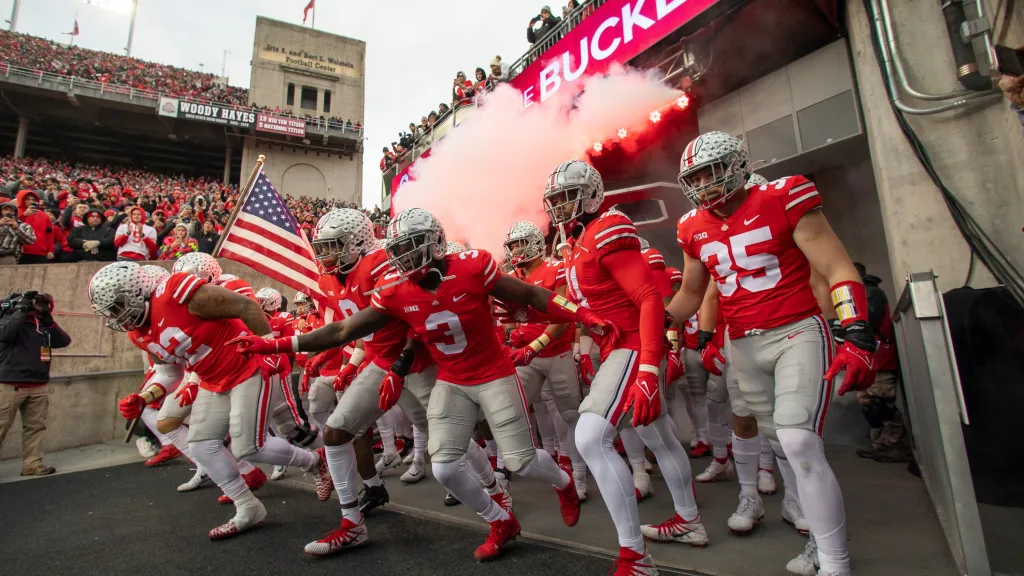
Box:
0 291 55 318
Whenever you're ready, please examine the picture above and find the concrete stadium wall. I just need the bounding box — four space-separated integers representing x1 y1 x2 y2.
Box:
0 259 297 461
241 141 362 206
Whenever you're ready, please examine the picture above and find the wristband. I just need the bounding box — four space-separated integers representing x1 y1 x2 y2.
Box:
186 371 201 385
527 333 551 353
830 280 869 327
666 328 680 352
697 330 714 351
638 363 660 376
348 346 366 368
391 348 415 377
578 335 594 356
289 335 300 353
572 342 581 356
139 383 165 404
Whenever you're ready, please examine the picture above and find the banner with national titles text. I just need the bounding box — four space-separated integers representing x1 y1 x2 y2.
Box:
256 113 307 136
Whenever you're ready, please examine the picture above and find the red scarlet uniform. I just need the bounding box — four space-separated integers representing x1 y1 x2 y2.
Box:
146 272 261 393
676 175 822 340
371 250 511 385
217 274 256 301
514 258 573 358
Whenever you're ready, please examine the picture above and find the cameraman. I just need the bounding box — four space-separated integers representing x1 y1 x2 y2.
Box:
0 292 71 476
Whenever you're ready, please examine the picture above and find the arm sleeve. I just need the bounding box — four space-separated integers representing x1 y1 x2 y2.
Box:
46 322 73 349
602 249 666 367
60 205 73 229
114 224 128 247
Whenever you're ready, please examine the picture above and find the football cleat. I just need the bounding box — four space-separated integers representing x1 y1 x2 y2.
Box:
785 535 819 576
218 466 268 505
633 469 653 501
443 492 460 506
473 514 521 562
641 514 709 547
400 461 425 484
491 488 513 513
557 454 573 470
144 444 182 467
303 517 369 557
359 484 389 514
177 467 208 492
727 495 765 534
611 546 659 576
375 452 403 475
643 458 654 473
270 465 287 481
494 467 511 493
757 468 777 495
554 468 581 527
136 437 158 459
781 495 809 534
402 452 415 465
575 475 588 502
695 458 735 483
313 447 334 501
688 441 711 458
208 500 266 540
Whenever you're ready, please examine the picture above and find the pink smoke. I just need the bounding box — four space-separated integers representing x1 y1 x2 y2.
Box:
393 65 680 258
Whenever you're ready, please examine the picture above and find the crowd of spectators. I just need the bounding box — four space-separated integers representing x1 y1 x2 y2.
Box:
0 155 386 266
381 1 595 173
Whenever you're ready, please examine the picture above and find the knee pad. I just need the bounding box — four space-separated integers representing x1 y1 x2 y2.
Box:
775 427 823 465
706 375 729 404
287 421 321 448
559 408 580 424
500 446 536 473
156 419 179 435
574 412 616 459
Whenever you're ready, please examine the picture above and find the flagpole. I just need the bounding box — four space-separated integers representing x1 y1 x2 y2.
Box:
214 154 265 256
311 5 315 29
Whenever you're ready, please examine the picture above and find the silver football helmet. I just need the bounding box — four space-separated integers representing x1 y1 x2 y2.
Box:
173 252 222 283
89 262 150 332
638 237 651 250
746 172 768 189
141 265 170 295
543 160 604 226
311 208 378 275
503 221 545 267
384 208 446 276
256 287 282 312
444 241 467 255
677 131 750 210
294 291 313 316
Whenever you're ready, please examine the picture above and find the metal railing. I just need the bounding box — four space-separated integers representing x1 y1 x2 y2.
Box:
0 62 364 139
507 0 607 80
49 368 144 382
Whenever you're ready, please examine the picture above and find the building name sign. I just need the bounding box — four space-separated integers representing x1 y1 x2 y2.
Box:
260 44 358 77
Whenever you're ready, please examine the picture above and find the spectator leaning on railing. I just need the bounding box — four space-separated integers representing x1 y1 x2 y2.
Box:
527 6 562 44
0 200 36 265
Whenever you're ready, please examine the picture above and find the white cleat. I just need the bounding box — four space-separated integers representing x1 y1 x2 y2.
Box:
727 495 765 534
634 469 654 501
375 452 402 475
695 458 735 483
401 452 415 465
303 517 369 556
177 467 209 492
786 535 819 576
208 500 267 540
781 495 810 534
271 465 288 481
641 514 709 547
400 461 425 484
136 437 158 459
574 476 588 502
757 469 777 495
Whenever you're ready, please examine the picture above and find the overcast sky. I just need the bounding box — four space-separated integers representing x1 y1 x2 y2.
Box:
2 0 554 207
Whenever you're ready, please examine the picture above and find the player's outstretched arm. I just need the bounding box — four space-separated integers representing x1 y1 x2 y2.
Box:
491 275 614 337
666 252 711 324
187 283 271 336
297 308 392 354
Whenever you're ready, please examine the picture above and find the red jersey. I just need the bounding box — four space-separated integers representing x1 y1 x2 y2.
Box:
292 312 321 366
563 211 644 357
268 311 295 338
666 266 682 287
318 248 431 372
372 249 512 385
515 259 573 358
641 248 673 299
677 175 822 340
217 274 256 301
145 272 261 392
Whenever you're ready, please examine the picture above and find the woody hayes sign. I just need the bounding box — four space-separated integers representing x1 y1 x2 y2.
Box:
158 97 256 128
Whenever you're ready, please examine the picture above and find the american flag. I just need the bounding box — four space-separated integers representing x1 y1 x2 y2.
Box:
215 168 324 304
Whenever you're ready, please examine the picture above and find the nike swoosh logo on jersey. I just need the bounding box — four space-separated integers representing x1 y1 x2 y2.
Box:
744 215 760 226
787 331 804 339
453 293 467 302
533 280 544 285
157 319 165 327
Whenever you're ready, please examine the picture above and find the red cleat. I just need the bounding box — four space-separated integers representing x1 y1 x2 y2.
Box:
611 546 658 575
217 467 268 505
473 514 521 562
727 441 734 460
313 447 335 501
144 444 182 467
557 454 573 470
635 487 653 502
491 488 513 513
555 468 581 527
688 441 711 458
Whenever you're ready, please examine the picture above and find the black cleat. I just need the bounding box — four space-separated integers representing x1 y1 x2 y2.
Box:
443 491 461 506
359 484 389 515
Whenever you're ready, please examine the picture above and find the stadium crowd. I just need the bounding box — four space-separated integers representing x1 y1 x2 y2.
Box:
0 156 387 265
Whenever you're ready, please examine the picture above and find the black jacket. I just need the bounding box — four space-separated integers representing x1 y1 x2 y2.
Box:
527 15 562 43
0 311 71 384
67 222 115 261
197 231 220 254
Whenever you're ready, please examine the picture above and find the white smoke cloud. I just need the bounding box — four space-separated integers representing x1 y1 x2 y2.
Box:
393 65 680 258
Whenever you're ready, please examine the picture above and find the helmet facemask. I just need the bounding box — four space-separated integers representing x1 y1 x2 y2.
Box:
543 185 585 227
94 292 148 332
312 231 366 275
385 229 443 276
677 150 748 210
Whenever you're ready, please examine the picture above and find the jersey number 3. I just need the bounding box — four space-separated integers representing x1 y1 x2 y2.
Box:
700 226 782 297
424 310 467 355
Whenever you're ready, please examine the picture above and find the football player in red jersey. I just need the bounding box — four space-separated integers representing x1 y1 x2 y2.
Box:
231 207 610 562
541 161 707 576
671 131 878 576
502 221 588 501
88 262 332 541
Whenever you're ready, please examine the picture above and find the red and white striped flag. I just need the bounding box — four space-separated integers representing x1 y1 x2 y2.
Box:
215 167 329 315
303 0 315 24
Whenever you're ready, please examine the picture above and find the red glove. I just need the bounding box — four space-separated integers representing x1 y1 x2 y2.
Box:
333 361 359 392
699 342 725 376
626 370 661 427
378 371 403 411
174 383 199 407
577 311 620 351
666 351 684 384
576 354 595 386
228 335 292 356
508 346 537 367
508 328 529 349
118 393 145 420
826 342 877 396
